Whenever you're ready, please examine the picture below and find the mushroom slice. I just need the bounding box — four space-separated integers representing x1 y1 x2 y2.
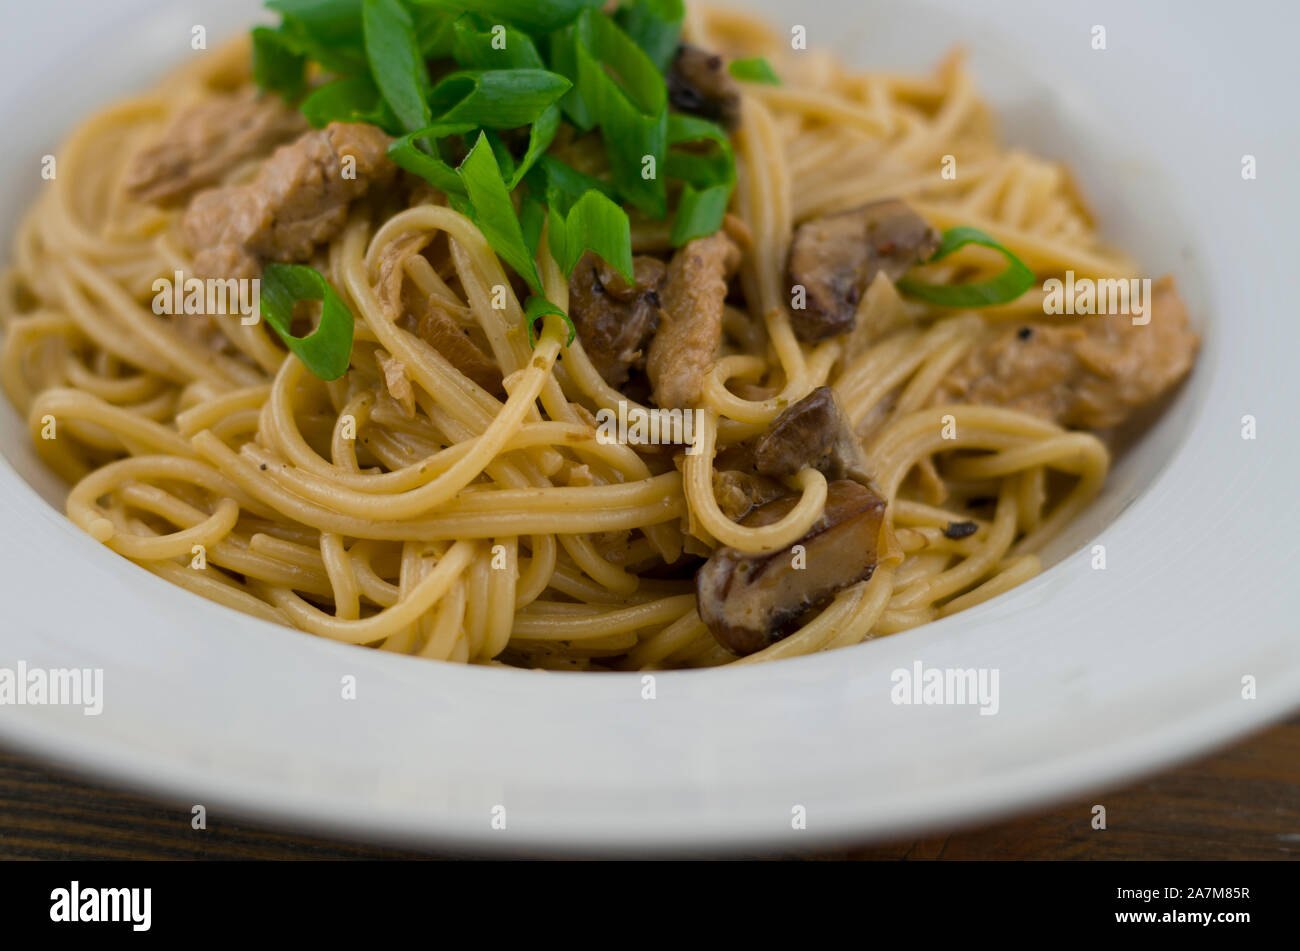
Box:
696 480 889 656
712 469 788 521
753 386 871 485
788 199 940 342
568 253 667 388
666 44 742 130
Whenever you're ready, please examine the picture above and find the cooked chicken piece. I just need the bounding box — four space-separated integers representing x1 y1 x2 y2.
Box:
788 199 940 342
754 386 872 484
696 480 891 656
124 89 307 206
182 122 396 280
568 253 667 388
374 232 503 396
375 349 415 417
935 276 1198 429
667 44 742 130
646 231 741 408
413 296 503 395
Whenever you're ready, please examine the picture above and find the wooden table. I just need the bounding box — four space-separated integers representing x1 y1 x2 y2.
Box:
2 717 1296 860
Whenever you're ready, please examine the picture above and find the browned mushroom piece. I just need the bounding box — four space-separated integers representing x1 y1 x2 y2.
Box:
788 199 940 342
568 253 667 388
666 44 742 130
696 480 890 656
712 469 789 521
753 386 871 485
708 442 787 521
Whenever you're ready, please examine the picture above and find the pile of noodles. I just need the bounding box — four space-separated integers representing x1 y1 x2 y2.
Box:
0 6 1124 669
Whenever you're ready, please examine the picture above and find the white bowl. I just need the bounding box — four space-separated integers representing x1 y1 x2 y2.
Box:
0 0 1297 854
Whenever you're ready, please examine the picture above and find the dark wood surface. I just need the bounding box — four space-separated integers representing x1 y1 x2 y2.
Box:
1 716 1296 860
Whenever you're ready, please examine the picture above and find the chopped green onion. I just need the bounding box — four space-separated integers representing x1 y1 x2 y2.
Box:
457 132 544 292
670 183 731 246
255 0 740 352
665 114 734 244
896 226 1036 308
387 122 479 194
547 25 595 130
728 56 781 85
666 113 734 188
483 130 518 180
615 0 685 74
252 26 308 100
300 76 400 133
572 9 669 218
519 194 548 256
266 0 369 75
410 0 606 34
502 104 562 189
546 189 635 283
410 3 457 56
260 263 356 381
524 295 574 346
362 0 433 136
451 14 546 68
427 69 572 128
527 155 619 212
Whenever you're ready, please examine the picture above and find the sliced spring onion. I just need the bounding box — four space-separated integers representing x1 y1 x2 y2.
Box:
362 0 433 135
524 295 574 346
546 189 635 283
572 9 669 218
665 114 735 244
519 194 548 256
300 75 400 132
260 263 356 381
427 69 572 128
502 104 562 189
266 0 369 75
457 132 544 292
451 13 546 69
547 24 595 130
728 56 781 85
410 0 605 34
251 26 308 100
666 113 734 188
896 227 1037 308
410 3 457 56
615 0 685 74
671 183 731 246
387 122 479 194
527 155 619 212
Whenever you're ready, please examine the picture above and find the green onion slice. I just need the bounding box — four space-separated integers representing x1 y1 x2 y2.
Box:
260 263 356 381
728 56 781 85
897 227 1036 308
615 0 685 73
524 294 575 347
362 0 433 135
427 69 573 129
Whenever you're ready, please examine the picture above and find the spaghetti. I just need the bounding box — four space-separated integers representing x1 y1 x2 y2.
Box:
0 4 1190 670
